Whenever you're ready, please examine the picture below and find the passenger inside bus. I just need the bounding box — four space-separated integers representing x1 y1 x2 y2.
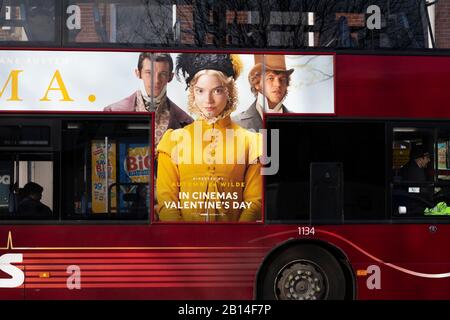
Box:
17 182 53 218
395 144 433 215
399 145 431 182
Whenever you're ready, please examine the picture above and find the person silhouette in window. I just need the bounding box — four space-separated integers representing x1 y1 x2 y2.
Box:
397 144 432 214
400 145 431 182
17 182 53 218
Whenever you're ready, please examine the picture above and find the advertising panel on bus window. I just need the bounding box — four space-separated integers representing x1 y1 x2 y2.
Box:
0 50 334 223
152 52 334 223
154 53 262 223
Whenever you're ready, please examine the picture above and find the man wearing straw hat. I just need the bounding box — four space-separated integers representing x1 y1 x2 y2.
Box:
233 54 294 130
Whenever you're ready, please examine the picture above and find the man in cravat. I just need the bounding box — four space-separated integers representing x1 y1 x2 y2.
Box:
104 52 193 146
233 54 294 131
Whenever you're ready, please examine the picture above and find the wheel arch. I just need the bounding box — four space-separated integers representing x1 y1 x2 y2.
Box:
254 238 357 300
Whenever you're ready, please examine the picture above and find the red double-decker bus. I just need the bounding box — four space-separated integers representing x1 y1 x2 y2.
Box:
1 1 450 301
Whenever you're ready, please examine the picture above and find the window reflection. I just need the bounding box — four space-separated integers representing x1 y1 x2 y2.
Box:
62 0 443 50
65 1 174 45
0 116 151 222
62 120 151 220
0 0 56 42
392 126 450 218
0 0 445 50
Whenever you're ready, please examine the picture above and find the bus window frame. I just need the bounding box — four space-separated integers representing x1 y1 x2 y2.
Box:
4 1 450 54
264 116 390 225
59 0 437 52
264 116 450 225
0 112 153 226
390 120 450 223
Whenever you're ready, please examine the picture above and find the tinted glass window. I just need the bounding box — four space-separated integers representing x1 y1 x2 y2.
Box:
266 119 386 222
62 0 443 50
0 0 58 43
2 0 450 50
391 125 450 220
64 0 174 45
0 154 55 220
61 119 151 220
0 126 50 146
0 116 151 222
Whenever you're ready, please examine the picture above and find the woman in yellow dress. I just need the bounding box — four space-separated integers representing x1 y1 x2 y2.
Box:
156 53 262 222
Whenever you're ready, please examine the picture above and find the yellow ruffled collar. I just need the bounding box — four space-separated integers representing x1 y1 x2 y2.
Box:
198 115 232 129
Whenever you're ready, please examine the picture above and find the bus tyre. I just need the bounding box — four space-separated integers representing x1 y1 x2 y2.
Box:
259 244 347 300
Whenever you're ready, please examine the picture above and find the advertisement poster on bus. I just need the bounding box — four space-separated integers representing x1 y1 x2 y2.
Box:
0 50 334 222
91 141 117 213
118 142 150 214
0 50 334 115
154 53 259 223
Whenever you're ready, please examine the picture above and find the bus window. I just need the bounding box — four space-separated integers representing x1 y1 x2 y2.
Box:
315 0 430 49
0 0 58 43
65 0 174 45
428 128 450 216
266 119 386 223
391 126 450 218
0 126 50 146
61 119 151 221
437 127 450 181
0 115 151 222
0 122 55 220
392 127 434 182
62 0 432 50
0 153 55 220
391 127 434 216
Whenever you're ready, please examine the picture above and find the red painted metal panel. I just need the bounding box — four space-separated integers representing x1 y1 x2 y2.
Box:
3 54 450 300
337 55 450 118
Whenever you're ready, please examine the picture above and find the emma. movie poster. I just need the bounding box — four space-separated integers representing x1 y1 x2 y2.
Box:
0 50 334 222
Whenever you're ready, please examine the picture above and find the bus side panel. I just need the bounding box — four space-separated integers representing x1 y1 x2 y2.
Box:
0 225 266 300
3 223 450 299
316 225 450 299
337 55 450 119
0 288 24 300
